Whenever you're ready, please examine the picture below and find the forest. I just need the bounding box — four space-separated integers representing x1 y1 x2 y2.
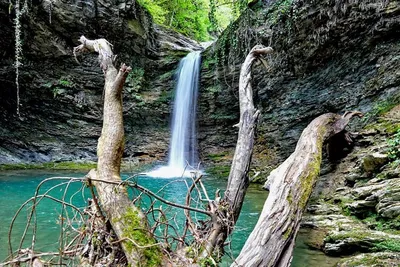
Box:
0 0 399 266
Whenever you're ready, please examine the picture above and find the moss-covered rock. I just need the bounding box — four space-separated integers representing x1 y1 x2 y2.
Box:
337 252 400 267
324 230 400 255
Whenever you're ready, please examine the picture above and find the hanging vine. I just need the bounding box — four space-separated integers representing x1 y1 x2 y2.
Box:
11 0 28 118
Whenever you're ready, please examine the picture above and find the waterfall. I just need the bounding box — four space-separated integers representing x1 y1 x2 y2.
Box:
147 51 201 178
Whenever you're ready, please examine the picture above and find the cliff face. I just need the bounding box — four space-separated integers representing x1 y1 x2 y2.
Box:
199 0 400 177
1 0 399 171
197 1 400 262
0 0 200 164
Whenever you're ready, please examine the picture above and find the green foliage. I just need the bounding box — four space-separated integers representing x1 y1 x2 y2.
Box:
43 76 75 98
363 213 400 231
126 67 145 94
202 57 217 69
207 152 228 161
268 0 293 24
59 79 72 87
199 257 217 267
374 239 400 252
157 90 175 104
338 254 395 267
137 0 249 41
136 0 167 24
387 129 400 160
362 98 399 124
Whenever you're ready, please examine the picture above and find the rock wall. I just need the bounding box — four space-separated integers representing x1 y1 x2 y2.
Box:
199 0 400 179
0 0 200 164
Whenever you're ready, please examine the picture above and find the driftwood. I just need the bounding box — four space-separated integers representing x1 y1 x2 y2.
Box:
74 36 156 266
225 45 273 222
233 111 362 267
197 45 273 259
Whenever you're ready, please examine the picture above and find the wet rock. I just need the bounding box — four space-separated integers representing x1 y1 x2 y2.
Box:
362 153 389 173
0 0 201 165
376 179 400 219
307 202 341 215
343 178 400 218
324 230 400 256
301 214 364 232
351 182 387 200
337 252 400 267
199 0 400 171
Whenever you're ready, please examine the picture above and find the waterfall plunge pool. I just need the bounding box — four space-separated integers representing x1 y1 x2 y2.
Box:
0 170 340 266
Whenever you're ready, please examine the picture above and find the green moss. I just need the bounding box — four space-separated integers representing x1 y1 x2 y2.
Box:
339 254 393 267
206 165 231 179
326 231 400 252
374 239 400 252
362 99 400 125
326 231 370 242
0 161 97 171
363 213 400 231
120 207 161 266
202 57 217 69
287 190 293 205
206 152 228 161
210 112 237 121
283 226 292 240
156 90 175 104
298 127 325 209
128 19 146 37
387 129 400 161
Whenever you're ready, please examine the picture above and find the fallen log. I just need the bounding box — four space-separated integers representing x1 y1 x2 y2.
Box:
233 111 362 267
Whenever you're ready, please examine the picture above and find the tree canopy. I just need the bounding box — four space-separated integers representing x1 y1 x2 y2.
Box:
137 0 251 41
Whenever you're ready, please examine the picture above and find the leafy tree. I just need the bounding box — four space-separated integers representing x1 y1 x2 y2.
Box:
137 0 250 41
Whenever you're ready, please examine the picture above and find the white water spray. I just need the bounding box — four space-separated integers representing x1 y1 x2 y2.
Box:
147 51 201 178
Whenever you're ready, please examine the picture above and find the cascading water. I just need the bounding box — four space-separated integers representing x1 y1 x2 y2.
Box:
148 51 201 178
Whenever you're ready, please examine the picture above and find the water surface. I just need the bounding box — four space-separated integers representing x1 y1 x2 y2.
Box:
0 171 339 266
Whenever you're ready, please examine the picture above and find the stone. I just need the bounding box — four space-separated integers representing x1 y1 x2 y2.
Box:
324 230 400 256
362 153 389 173
337 252 400 267
0 0 200 165
307 202 341 215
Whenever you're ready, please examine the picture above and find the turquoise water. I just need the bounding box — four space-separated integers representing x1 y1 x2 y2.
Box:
0 171 339 266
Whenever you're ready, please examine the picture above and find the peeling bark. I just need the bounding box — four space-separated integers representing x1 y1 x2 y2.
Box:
233 111 362 267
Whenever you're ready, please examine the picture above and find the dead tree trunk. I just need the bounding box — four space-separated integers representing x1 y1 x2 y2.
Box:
233 111 362 267
198 45 273 259
225 45 273 222
74 36 158 266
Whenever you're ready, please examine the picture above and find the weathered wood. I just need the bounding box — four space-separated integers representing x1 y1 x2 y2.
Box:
200 45 273 258
74 36 156 266
233 112 362 267
225 45 273 223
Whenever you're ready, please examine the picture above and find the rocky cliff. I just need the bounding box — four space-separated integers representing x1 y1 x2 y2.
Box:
197 0 400 264
199 0 400 178
0 0 200 165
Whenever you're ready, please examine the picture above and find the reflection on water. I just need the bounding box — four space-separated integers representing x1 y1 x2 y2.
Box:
0 171 339 266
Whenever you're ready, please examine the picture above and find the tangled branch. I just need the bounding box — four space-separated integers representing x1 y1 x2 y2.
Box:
4 171 234 266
